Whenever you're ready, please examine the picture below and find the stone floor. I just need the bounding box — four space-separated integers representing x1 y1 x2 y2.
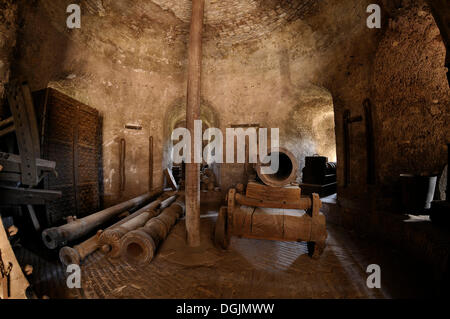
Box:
15 213 435 299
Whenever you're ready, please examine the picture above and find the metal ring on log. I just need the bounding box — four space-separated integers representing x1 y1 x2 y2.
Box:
256 147 298 187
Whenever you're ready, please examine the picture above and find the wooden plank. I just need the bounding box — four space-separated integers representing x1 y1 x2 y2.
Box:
246 182 301 202
0 218 30 299
6 82 39 186
185 0 205 247
21 83 41 159
0 186 61 205
0 125 15 138
0 117 13 128
164 168 178 191
232 205 254 236
149 136 153 191
0 152 56 173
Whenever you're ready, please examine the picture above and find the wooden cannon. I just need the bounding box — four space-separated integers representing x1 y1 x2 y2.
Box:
215 182 327 258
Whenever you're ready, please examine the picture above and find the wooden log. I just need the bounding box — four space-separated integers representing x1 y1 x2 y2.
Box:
235 193 312 210
185 0 205 248
246 181 301 202
225 190 327 258
251 207 284 238
283 210 312 241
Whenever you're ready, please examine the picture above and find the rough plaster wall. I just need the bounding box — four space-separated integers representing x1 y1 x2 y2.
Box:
305 0 383 195
426 0 450 85
12 0 342 205
200 0 380 191
372 3 450 208
11 0 448 215
0 0 17 106
12 1 188 206
202 18 338 189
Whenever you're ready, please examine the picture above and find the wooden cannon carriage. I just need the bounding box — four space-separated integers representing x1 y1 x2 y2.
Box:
214 147 328 258
215 182 327 258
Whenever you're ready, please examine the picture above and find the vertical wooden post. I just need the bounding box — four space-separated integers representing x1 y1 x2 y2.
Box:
186 0 205 247
149 136 153 191
119 138 126 195
363 99 375 185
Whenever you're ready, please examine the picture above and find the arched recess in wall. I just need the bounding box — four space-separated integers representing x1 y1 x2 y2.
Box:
280 85 337 184
163 97 221 170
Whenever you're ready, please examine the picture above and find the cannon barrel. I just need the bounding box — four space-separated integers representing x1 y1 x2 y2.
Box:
43 189 163 249
119 198 185 265
98 195 178 258
59 231 102 266
58 193 174 265
256 147 298 187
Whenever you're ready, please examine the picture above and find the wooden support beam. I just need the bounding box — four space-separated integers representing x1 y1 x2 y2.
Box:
119 138 126 194
343 110 363 187
0 125 15 138
0 117 13 128
149 136 153 191
185 0 205 247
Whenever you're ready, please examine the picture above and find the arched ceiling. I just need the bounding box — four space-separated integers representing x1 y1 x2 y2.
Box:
148 0 320 44
45 0 320 45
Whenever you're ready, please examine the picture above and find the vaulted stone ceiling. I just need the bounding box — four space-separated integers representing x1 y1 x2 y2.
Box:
43 0 320 45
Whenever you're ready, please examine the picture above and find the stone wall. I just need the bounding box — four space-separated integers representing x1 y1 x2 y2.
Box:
9 0 449 214
0 0 18 113
12 0 341 206
372 3 450 210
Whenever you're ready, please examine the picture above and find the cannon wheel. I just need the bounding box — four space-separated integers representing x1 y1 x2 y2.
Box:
214 206 230 249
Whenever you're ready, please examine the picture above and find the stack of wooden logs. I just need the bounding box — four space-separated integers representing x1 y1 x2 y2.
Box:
57 191 185 266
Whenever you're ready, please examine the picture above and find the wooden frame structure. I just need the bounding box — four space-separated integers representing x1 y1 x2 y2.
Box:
215 184 327 258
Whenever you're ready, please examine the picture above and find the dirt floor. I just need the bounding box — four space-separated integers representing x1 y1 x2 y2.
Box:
14 213 435 299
